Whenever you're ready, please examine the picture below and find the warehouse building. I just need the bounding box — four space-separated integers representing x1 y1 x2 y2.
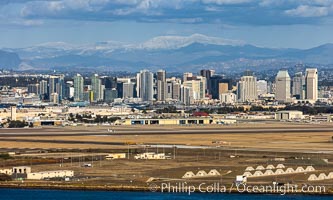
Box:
27 170 74 180
0 169 12 175
275 110 304 120
105 153 126 160
122 118 212 125
12 166 31 174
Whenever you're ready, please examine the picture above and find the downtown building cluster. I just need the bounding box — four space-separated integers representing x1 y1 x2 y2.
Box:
237 68 318 104
0 68 319 106
70 70 229 105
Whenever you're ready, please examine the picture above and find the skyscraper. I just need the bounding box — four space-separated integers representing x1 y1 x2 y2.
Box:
39 80 48 100
137 70 154 101
91 74 102 102
156 70 166 101
180 86 192 106
183 76 206 100
257 80 268 96
28 83 40 95
64 81 74 99
165 77 181 101
237 72 257 102
305 68 318 101
172 81 181 100
292 72 305 99
209 76 232 99
48 75 64 102
200 69 215 94
183 72 193 82
275 69 291 103
104 88 118 103
73 74 84 101
123 82 135 99
104 77 117 89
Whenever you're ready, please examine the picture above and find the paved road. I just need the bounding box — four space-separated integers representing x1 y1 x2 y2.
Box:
0 127 332 137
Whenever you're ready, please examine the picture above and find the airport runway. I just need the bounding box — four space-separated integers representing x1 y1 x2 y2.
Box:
1 138 332 154
0 127 332 137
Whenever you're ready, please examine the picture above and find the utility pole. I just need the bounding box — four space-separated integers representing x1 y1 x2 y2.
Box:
128 144 130 160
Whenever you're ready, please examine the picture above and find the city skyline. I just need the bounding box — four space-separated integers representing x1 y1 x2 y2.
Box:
5 67 320 106
1 1 333 198
0 1 333 49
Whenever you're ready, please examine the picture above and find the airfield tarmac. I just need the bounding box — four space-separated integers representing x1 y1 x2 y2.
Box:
0 122 333 193
0 122 332 153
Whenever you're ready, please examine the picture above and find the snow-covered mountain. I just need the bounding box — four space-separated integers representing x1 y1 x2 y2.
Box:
137 34 245 50
1 34 333 72
11 34 245 59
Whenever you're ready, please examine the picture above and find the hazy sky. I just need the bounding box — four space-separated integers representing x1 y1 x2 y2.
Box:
1 0 333 49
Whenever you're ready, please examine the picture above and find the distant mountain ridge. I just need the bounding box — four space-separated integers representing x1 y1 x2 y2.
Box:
1 34 333 72
0 50 21 69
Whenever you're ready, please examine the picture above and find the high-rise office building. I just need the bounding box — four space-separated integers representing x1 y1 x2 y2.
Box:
39 80 48 100
91 74 102 102
48 75 58 97
220 93 237 104
305 68 318 101
183 72 193 82
237 72 257 102
137 70 154 101
63 81 74 99
165 77 181 101
275 70 291 103
183 76 206 100
123 82 135 99
166 81 173 100
104 88 118 103
172 82 181 100
48 75 64 102
200 69 215 94
180 86 192 106
292 72 305 99
257 80 268 96
103 77 117 89
50 93 59 104
219 83 229 95
28 83 40 95
209 76 232 99
156 70 166 101
117 82 123 99
73 74 84 101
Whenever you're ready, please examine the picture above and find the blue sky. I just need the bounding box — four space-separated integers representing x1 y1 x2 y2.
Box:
1 0 333 49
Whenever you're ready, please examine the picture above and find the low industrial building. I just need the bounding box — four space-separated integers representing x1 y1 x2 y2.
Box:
105 153 126 160
121 118 212 125
32 120 65 127
134 152 170 159
12 166 31 174
310 114 333 122
275 110 304 120
27 170 74 180
0 169 12 175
